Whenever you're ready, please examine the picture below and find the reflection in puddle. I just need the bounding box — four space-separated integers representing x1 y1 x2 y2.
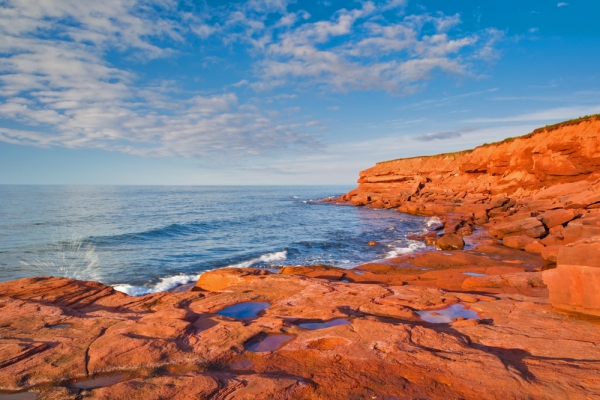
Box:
353 271 364 275
0 393 38 400
72 375 124 389
245 334 294 352
297 318 350 330
48 324 70 329
463 272 488 277
217 302 270 319
417 304 480 324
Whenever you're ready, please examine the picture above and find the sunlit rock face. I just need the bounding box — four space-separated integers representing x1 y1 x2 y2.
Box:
543 240 600 316
340 116 600 317
1 266 600 399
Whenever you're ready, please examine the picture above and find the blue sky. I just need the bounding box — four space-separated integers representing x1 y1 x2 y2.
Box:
1 0 599 185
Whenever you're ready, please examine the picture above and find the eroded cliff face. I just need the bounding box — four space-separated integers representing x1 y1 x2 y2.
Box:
340 115 600 317
343 115 600 209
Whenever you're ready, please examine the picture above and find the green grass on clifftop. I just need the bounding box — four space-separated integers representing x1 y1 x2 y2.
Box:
377 114 600 165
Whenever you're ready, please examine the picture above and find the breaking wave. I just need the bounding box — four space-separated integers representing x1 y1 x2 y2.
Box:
229 250 288 268
113 273 202 296
384 241 427 258
112 250 287 296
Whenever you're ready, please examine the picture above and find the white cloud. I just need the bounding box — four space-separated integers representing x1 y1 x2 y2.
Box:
0 0 506 159
230 5 501 93
557 2 569 7
0 0 318 158
463 106 600 124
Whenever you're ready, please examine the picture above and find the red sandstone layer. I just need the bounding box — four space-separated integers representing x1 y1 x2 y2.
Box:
344 115 600 206
1 264 600 399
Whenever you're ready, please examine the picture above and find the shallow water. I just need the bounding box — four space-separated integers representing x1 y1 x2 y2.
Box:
297 318 350 330
0 186 431 294
48 324 70 329
245 334 295 352
0 393 38 400
72 375 124 389
230 360 254 370
417 304 480 324
217 302 270 319
463 272 488 277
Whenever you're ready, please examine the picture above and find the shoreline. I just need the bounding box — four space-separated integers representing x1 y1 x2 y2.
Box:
1 117 600 399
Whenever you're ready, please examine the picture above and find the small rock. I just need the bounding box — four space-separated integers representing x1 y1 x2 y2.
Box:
541 245 562 263
503 235 535 250
367 241 380 246
524 240 545 254
436 234 465 251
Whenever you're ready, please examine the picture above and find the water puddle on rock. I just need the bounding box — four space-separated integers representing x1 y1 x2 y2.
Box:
463 272 488 277
0 393 38 400
353 271 364 275
296 318 350 330
72 375 124 389
417 304 480 324
217 302 270 319
230 360 254 370
245 334 294 352
48 324 70 329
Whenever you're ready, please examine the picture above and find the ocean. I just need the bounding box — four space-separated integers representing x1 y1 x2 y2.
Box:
0 186 432 295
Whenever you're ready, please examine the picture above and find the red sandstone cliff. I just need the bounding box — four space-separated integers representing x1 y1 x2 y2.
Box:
341 115 600 316
343 115 600 209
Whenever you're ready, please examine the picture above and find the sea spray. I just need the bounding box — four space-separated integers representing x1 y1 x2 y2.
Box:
19 232 101 282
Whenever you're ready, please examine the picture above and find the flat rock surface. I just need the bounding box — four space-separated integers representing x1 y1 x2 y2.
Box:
1 267 600 399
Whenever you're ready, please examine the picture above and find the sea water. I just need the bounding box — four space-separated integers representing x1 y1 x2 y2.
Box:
0 186 431 295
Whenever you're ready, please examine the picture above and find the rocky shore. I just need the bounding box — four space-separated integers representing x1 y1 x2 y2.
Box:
1 116 600 399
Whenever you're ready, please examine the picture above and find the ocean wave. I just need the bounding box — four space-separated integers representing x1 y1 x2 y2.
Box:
229 250 287 268
426 217 442 228
91 222 215 244
113 250 288 296
384 241 426 258
113 273 201 296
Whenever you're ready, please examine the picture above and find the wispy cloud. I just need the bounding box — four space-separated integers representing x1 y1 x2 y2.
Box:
217 2 503 93
557 2 569 7
0 0 319 157
464 106 600 123
0 0 505 159
414 127 476 141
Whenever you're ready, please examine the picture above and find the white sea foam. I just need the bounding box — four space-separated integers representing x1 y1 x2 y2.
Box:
113 250 288 296
426 217 442 228
113 273 201 296
229 250 287 268
384 241 426 258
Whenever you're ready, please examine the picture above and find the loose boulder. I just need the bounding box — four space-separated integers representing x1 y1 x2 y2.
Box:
524 240 545 254
194 268 270 292
562 225 600 244
488 217 547 239
543 241 600 316
436 234 465 251
539 209 577 229
503 235 535 250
